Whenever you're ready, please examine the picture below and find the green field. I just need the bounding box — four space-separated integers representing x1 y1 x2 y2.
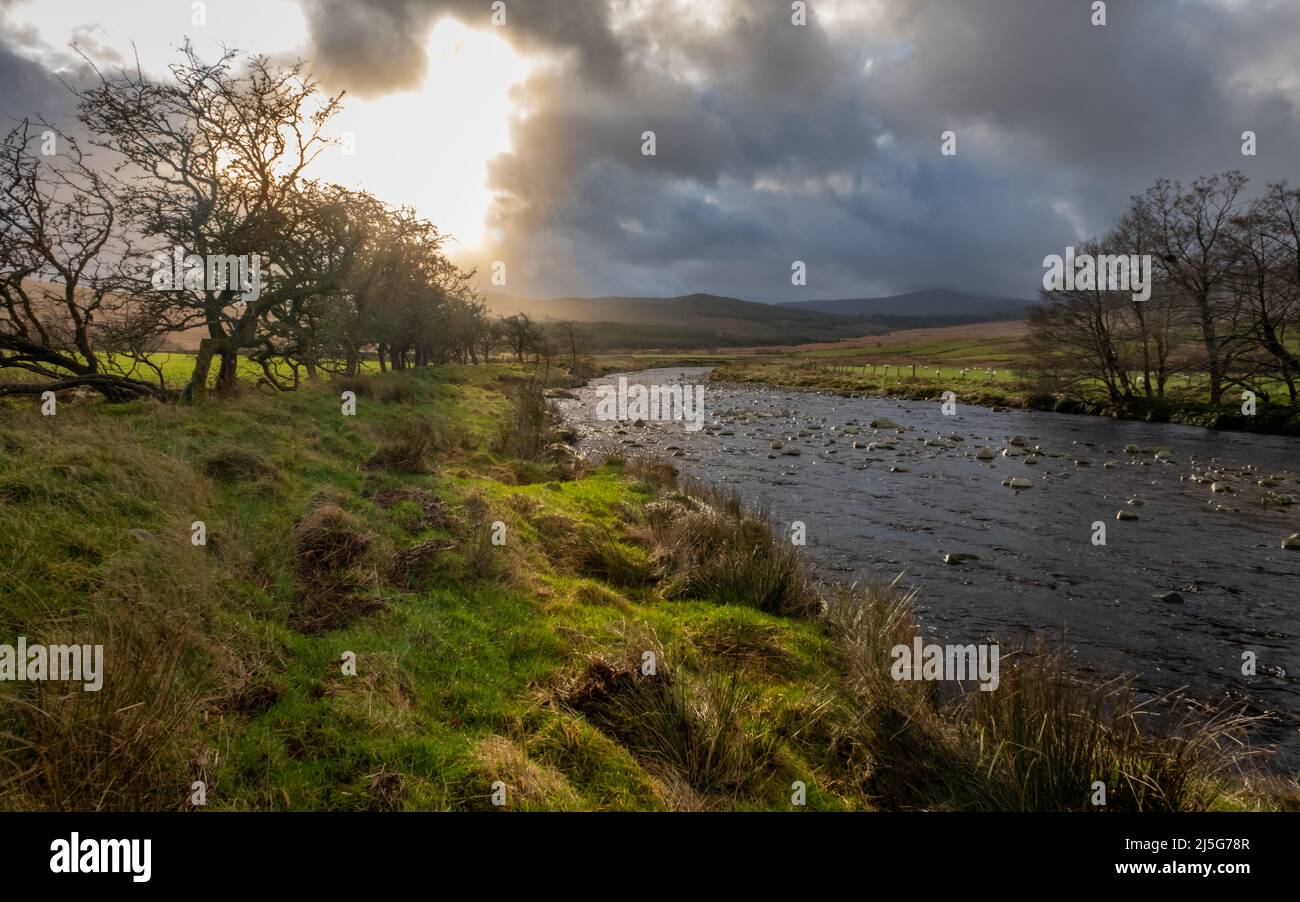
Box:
656 324 1300 434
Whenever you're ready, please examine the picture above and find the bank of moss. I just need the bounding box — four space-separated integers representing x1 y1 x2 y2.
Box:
0 366 1293 811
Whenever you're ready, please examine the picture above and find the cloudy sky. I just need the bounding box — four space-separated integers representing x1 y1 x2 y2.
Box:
2 0 1299 302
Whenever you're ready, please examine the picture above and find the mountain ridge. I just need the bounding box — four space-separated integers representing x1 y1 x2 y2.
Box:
777 288 1037 318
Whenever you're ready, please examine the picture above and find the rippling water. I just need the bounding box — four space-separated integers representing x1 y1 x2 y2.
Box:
556 367 1300 768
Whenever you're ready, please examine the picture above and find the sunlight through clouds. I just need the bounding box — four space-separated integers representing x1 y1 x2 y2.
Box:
5 0 529 250
317 19 530 249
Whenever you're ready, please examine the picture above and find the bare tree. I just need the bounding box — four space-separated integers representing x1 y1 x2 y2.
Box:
553 319 584 372
1227 183 1300 404
0 121 168 400
500 312 542 362
1027 244 1143 407
1141 173 1248 405
77 43 346 399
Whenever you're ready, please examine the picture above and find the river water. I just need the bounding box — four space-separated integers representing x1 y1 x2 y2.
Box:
555 367 1300 768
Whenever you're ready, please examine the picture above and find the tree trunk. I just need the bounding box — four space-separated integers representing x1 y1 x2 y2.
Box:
216 348 240 394
183 338 217 402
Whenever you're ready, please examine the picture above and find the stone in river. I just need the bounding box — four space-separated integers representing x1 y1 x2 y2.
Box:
1283 533 1300 550
944 552 981 565
1153 591 1184 603
1116 510 1139 521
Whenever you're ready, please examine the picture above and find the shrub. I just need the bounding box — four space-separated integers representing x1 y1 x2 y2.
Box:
494 378 550 461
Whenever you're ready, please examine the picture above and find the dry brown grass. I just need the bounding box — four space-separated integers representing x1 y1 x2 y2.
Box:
643 483 818 617
290 501 386 633
0 611 202 811
822 585 1259 811
365 419 441 473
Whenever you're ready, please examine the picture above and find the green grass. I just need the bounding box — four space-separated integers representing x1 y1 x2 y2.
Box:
0 366 851 810
0 351 383 392
705 341 1300 434
1 365 1290 811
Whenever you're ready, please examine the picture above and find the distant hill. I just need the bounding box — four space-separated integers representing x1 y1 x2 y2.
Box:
484 292 887 351
778 289 1037 319
485 289 1037 352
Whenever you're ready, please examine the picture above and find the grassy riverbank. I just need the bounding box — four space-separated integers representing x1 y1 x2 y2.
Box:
710 354 1300 436
1 366 1294 810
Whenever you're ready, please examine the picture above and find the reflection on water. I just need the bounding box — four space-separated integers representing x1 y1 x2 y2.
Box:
557 367 1300 768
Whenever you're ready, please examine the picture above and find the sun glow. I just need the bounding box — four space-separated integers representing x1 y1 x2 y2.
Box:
6 3 529 252
319 19 530 250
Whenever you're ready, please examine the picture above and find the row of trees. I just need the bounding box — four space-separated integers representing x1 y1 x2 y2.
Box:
1 44 578 402
1028 172 1300 409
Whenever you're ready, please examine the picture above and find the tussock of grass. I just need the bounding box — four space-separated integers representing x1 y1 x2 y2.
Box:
374 378 416 404
955 647 1254 811
823 587 1256 811
366 419 441 473
203 445 283 486
455 492 514 583
290 501 385 633
644 483 818 617
473 735 582 811
369 486 447 533
332 374 374 399
533 513 653 588
557 638 776 799
0 612 201 811
690 619 795 678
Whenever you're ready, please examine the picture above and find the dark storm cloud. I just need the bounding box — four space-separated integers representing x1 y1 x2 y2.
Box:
420 0 1296 300
4 0 1298 300
0 2 81 124
864 0 1300 229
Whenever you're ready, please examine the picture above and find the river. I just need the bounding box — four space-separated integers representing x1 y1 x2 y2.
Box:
554 367 1300 769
